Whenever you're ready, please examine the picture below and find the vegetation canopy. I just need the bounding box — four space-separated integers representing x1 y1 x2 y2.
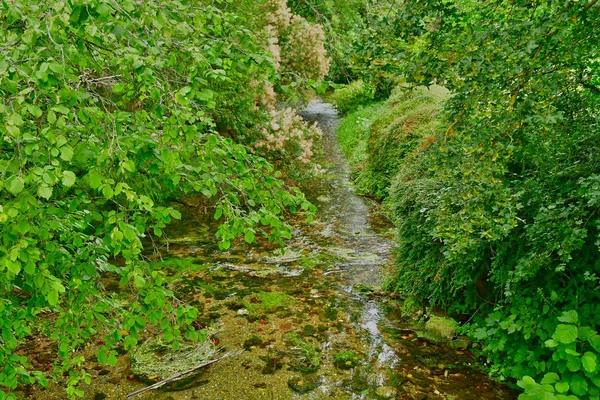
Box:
0 0 325 397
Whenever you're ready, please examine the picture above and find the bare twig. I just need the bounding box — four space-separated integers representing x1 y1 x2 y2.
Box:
126 350 242 398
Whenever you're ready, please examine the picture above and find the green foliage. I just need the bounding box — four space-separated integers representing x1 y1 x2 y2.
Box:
0 0 315 397
332 0 600 397
515 311 600 400
336 103 378 172
337 83 448 199
330 80 375 114
286 0 366 83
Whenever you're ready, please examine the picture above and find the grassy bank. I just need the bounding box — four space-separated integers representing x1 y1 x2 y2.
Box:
336 84 448 200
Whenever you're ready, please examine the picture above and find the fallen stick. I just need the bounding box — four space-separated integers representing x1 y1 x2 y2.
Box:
126 350 242 398
323 268 343 276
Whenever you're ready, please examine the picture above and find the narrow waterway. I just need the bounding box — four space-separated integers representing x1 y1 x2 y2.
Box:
30 100 517 400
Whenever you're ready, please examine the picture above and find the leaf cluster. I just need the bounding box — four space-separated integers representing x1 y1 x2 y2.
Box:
0 0 314 397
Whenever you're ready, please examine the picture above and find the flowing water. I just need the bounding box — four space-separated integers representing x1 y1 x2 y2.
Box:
28 101 517 400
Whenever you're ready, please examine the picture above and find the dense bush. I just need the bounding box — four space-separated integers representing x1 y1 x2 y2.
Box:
0 0 319 397
330 80 375 115
337 84 447 198
336 0 600 397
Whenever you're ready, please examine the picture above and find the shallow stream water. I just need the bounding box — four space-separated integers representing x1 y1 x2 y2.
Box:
29 100 517 400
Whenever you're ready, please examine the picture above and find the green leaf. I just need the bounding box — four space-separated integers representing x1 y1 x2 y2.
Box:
97 350 108 364
569 375 588 396
60 145 74 161
102 185 114 199
555 382 569 394
6 176 24 195
7 260 21 275
554 395 577 400
52 105 70 114
557 311 578 324
38 185 53 200
123 226 138 242
88 172 103 189
62 171 76 187
541 373 560 385
554 324 578 344
107 354 118 366
578 327 595 341
589 335 600 353
47 289 59 306
582 352 597 373
244 230 255 243
567 355 581 372
133 275 145 288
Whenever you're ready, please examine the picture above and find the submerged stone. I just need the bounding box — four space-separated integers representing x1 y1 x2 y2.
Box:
450 336 472 350
243 335 263 350
334 351 360 370
288 375 321 393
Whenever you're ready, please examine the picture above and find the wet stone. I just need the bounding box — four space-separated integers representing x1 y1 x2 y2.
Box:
450 336 472 350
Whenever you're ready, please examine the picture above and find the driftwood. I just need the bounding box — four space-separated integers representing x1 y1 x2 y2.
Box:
126 350 242 398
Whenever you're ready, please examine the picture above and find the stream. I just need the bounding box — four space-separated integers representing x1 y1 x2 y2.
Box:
30 101 517 400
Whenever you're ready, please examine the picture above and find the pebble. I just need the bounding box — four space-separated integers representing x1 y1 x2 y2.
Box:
237 309 249 316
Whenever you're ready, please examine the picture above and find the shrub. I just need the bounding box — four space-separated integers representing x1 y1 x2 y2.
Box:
0 1 314 397
330 80 375 114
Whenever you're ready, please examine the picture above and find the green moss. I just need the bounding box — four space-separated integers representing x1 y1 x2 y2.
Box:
288 334 321 373
246 291 296 314
243 335 263 350
334 351 360 370
301 325 317 337
152 257 210 272
323 305 339 321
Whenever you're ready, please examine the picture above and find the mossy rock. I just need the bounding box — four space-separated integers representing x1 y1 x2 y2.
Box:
423 315 458 342
288 375 321 393
301 325 317 337
449 336 472 350
243 335 263 350
247 291 296 313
